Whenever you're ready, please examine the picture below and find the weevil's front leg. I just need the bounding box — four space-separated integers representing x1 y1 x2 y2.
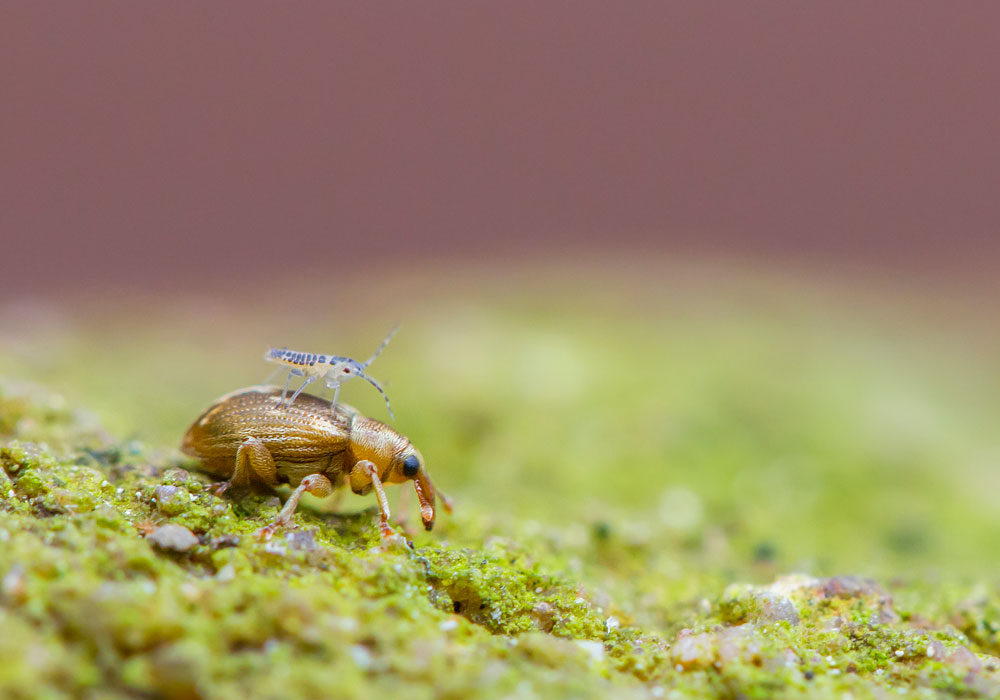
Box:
257 473 334 541
212 437 278 496
350 460 407 546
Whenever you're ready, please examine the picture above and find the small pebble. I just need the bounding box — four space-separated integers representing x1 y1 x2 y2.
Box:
285 529 317 552
147 524 199 553
262 541 287 557
212 534 241 549
180 582 201 601
2 564 26 602
673 633 713 670
894 649 904 658
154 485 190 516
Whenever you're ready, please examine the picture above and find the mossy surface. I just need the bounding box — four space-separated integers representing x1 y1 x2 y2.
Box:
1 265 998 698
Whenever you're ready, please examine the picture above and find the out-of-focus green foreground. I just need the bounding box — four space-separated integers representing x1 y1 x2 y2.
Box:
0 263 998 699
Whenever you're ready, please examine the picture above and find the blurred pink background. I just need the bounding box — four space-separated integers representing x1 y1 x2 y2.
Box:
2 2 998 296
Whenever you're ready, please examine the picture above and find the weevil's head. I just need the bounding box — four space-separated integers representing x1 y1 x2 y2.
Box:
391 444 424 481
389 444 439 531
348 417 441 530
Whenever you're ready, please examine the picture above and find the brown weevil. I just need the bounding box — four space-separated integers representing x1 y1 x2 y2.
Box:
181 386 450 543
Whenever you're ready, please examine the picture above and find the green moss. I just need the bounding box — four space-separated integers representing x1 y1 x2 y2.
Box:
2 413 997 699
2 268 1000 697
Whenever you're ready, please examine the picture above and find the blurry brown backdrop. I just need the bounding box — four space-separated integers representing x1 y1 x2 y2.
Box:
2 2 998 297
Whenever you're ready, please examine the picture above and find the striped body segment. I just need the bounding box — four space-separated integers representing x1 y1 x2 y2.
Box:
266 348 345 369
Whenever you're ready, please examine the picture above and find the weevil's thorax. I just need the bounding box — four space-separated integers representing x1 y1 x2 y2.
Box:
346 415 409 482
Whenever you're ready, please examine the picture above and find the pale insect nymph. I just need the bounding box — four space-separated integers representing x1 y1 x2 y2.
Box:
265 326 397 418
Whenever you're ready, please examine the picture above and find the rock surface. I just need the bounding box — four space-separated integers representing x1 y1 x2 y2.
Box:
148 523 199 553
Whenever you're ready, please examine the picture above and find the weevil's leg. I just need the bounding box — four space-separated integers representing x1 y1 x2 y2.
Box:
350 460 406 545
285 375 317 406
212 437 279 497
208 480 232 497
257 473 334 541
231 437 278 488
277 474 334 525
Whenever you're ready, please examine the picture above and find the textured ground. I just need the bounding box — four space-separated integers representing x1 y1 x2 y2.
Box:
0 263 998 699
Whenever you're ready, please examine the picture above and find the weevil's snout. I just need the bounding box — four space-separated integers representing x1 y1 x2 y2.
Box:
413 468 437 530
390 444 441 530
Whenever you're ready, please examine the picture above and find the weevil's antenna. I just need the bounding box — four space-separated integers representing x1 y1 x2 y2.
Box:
362 324 399 368
356 370 394 420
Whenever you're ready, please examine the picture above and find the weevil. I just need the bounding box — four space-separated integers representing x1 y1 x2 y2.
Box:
265 325 397 418
180 385 450 542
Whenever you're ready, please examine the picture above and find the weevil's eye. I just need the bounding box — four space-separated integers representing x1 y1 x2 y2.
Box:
402 454 420 478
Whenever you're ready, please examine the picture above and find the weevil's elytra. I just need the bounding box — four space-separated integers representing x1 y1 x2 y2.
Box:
181 385 450 541
265 325 398 418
